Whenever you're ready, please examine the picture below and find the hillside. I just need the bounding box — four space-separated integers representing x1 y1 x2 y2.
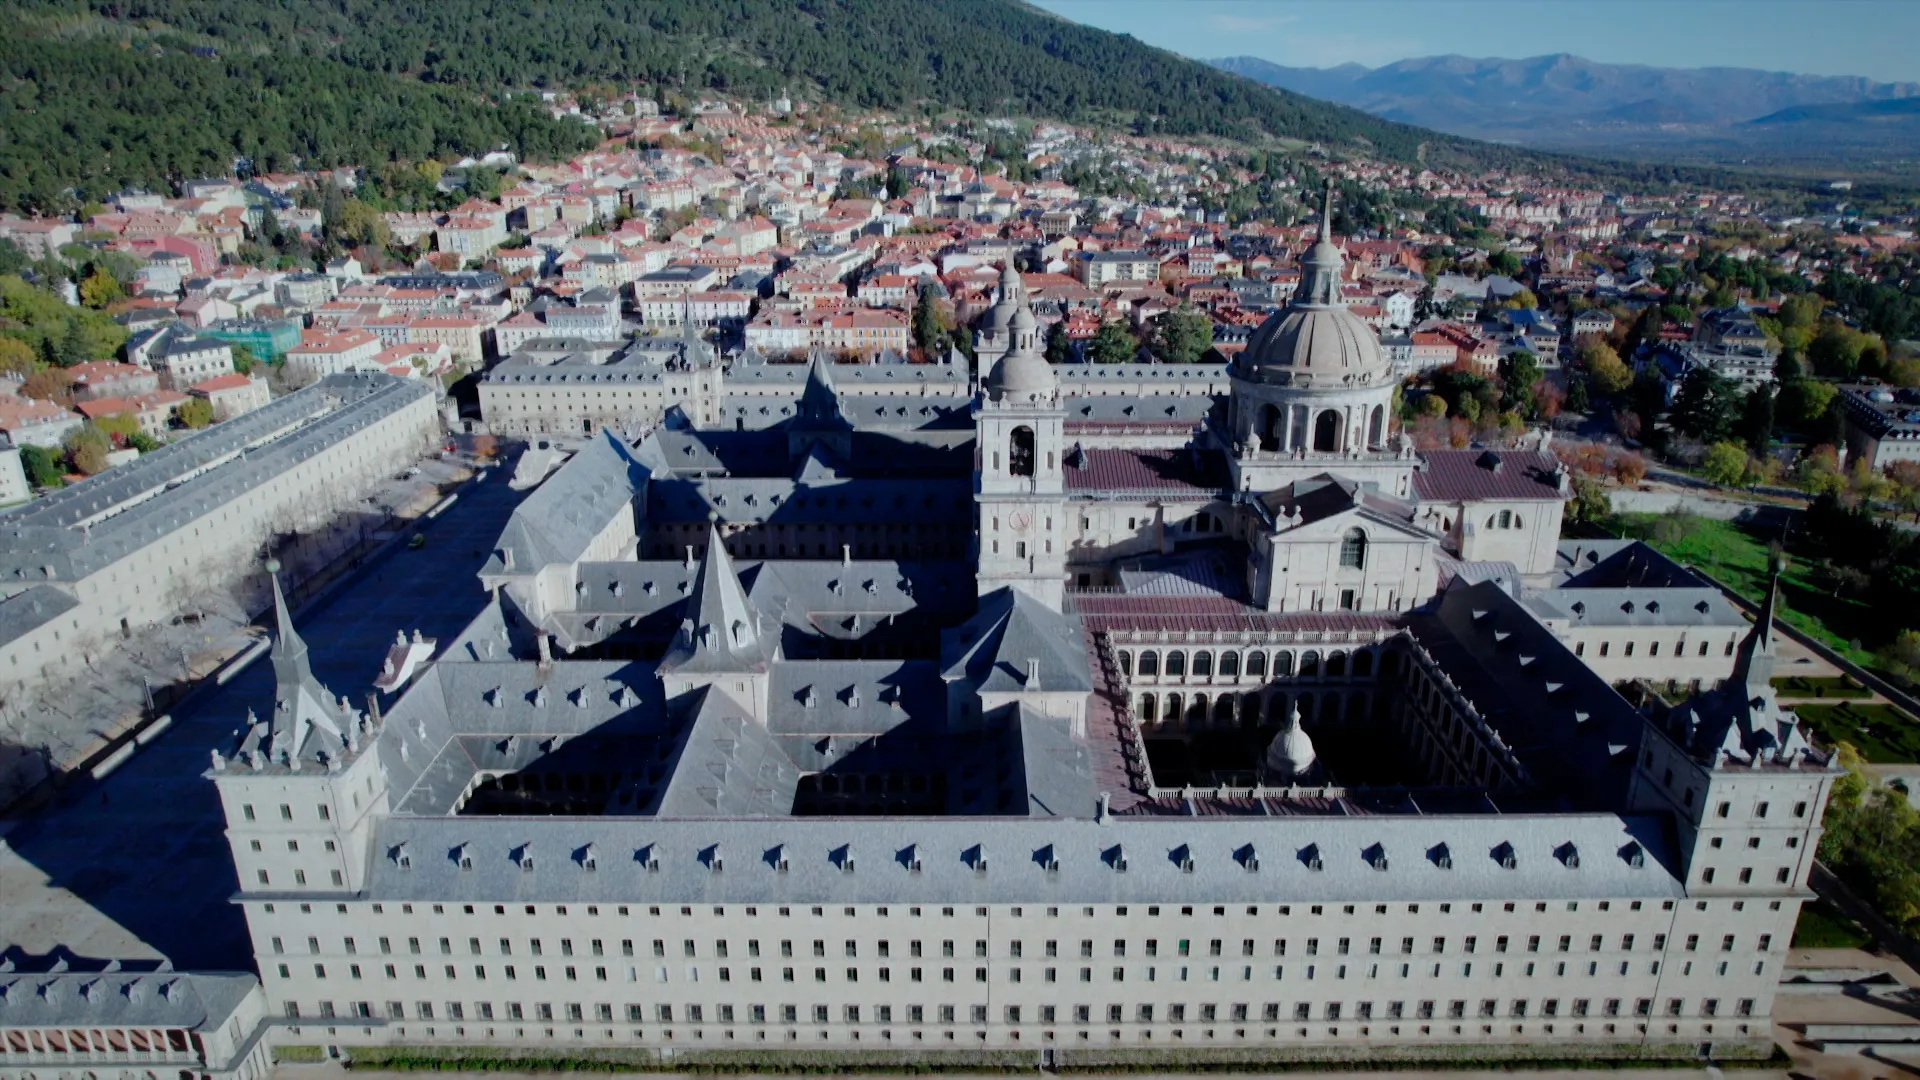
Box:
0 0 1592 213
1210 52 1920 168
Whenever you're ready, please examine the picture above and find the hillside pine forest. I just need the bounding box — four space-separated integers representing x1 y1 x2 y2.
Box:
0 0 1782 213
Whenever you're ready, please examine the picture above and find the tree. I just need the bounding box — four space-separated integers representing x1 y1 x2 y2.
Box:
78 268 123 310
20 367 74 403
1497 350 1542 414
1778 379 1837 431
19 444 62 488
177 397 215 429
1154 304 1212 364
1565 473 1613 525
0 336 36 378
909 284 943 354
1087 319 1139 364
1808 321 1872 379
1819 746 1920 934
1043 320 1073 365
1499 288 1538 310
1701 441 1750 487
63 424 111 476
1796 445 1848 497
1738 384 1775 456
1581 341 1633 395
1668 367 1741 443
1565 373 1591 414
230 344 258 376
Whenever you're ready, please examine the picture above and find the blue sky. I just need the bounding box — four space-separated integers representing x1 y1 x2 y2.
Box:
1028 0 1919 84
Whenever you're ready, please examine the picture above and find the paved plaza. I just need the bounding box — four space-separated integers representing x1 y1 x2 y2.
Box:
0 466 522 970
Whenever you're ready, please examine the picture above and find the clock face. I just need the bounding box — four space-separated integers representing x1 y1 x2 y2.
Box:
1009 510 1032 533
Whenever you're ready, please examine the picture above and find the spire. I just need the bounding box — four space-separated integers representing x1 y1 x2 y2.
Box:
1300 180 1345 307
261 559 346 764
268 559 313 687
662 521 775 674
1731 566 1780 694
794 350 851 430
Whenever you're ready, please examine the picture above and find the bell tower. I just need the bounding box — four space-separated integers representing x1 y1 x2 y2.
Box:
974 267 1067 610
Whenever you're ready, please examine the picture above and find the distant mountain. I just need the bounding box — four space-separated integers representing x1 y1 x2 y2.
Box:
1209 53 1920 166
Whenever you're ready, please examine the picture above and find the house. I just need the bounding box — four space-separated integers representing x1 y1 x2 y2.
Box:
76 390 189 439
284 329 384 384
67 361 160 403
0 396 81 448
1571 310 1616 338
1075 250 1159 287
189 372 273 421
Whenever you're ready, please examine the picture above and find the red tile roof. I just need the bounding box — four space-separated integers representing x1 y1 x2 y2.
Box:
1413 448 1565 503
1063 448 1224 494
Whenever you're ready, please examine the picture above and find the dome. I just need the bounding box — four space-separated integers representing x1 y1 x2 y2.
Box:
1239 305 1387 384
984 264 1024 332
1236 180 1389 387
1260 702 1320 785
988 345 1056 399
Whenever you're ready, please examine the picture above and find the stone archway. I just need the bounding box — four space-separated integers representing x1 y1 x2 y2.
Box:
1257 404 1282 452
1313 409 1340 452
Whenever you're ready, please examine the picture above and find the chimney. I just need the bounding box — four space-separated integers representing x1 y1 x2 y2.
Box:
842 544 852 567
1096 791 1111 825
1025 658 1041 690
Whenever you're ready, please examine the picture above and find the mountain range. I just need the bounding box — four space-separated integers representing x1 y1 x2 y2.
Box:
1209 53 1920 168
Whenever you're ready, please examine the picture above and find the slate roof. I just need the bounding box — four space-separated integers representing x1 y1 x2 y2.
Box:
1409 580 1646 811
359 811 1683 905
0 969 258 1033
487 430 646 574
659 523 779 675
1413 448 1566 503
942 587 1094 694
1 374 429 587
1064 447 1228 495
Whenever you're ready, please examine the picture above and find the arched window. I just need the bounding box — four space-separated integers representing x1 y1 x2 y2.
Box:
1246 651 1266 678
1486 514 1498 528
1274 650 1294 677
1193 651 1213 678
1498 509 1513 529
1137 693 1156 724
1117 650 1132 677
1009 426 1036 478
1256 404 1282 452
1219 651 1240 679
1215 696 1237 725
1189 694 1209 724
1368 404 1385 447
1163 694 1183 724
1138 650 1159 677
1513 514 1524 529
1166 651 1186 678
1300 651 1321 678
1326 651 1347 678
1339 527 1367 570
1268 695 1290 724
1313 409 1340 452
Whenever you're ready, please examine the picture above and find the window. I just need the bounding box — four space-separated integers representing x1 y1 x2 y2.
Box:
1339 528 1367 569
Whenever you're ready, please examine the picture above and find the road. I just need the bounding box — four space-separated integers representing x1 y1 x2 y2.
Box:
0 466 522 971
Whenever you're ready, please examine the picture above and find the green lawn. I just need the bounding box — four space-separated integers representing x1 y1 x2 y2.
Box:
1794 703 1920 763
1613 513 1879 666
1792 899 1873 949
1773 675 1872 699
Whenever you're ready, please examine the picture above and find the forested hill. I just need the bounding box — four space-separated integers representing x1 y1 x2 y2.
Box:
2 0 1548 201
0 31 600 213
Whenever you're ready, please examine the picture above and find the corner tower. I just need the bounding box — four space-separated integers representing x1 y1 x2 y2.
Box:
974 267 1067 610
